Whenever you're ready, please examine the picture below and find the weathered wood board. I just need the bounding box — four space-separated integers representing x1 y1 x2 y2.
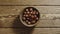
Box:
0 6 60 16
0 0 60 5
0 28 60 34
0 16 60 27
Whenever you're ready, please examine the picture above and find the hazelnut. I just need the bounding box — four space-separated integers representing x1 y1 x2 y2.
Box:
34 15 37 17
28 22 31 24
36 12 38 14
25 15 28 17
27 18 29 20
29 14 31 16
33 12 36 14
30 8 33 11
27 11 30 14
32 20 36 23
31 15 35 18
26 9 29 11
36 17 39 20
31 12 33 14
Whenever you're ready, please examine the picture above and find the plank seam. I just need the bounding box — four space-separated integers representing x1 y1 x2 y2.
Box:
0 27 60 28
0 5 60 6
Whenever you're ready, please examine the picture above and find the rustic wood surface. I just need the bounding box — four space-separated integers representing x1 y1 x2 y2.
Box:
0 28 60 34
0 0 60 5
0 0 60 34
0 6 60 16
0 6 60 27
0 16 60 28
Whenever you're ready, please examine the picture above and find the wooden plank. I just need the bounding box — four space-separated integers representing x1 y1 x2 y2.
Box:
0 0 60 5
0 28 60 34
0 6 60 16
0 16 60 27
0 6 60 27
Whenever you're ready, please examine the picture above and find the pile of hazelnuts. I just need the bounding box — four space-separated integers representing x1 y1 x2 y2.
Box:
22 7 40 25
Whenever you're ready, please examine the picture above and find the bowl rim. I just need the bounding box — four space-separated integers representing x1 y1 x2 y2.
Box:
19 7 40 27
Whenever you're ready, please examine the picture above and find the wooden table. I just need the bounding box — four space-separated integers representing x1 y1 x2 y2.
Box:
0 0 60 34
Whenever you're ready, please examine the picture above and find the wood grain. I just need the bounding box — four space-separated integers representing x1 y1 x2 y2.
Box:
0 0 60 5
0 15 60 27
0 6 60 16
0 0 60 34
0 28 60 34
0 6 60 27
